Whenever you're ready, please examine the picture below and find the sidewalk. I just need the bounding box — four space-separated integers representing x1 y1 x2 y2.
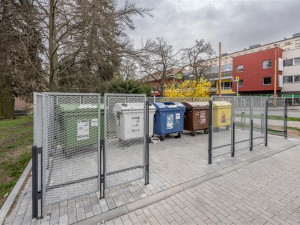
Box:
3 134 299 225
103 144 300 225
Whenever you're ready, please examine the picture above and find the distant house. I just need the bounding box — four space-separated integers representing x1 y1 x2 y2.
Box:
14 97 32 115
141 68 182 96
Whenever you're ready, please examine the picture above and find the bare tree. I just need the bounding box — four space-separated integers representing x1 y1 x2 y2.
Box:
140 37 180 96
181 39 214 80
0 0 45 119
35 0 152 91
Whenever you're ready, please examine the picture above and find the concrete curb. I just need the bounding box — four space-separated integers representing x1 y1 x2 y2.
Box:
73 141 300 225
0 159 32 225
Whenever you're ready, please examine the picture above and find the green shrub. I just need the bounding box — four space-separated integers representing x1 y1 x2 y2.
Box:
100 77 152 96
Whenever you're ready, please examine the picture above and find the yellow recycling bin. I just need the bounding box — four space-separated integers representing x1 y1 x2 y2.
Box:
213 101 232 130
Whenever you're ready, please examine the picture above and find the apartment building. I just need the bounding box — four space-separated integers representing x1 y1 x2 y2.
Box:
282 48 300 97
232 48 283 95
206 33 300 67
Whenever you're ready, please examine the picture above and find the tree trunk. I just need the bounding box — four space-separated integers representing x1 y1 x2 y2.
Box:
49 0 59 91
0 77 15 119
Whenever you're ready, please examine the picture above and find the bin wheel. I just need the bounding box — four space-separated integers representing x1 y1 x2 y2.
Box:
159 136 164 141
204 129 209 134
191 131 196 136
178 133 181 138
225 126 230 130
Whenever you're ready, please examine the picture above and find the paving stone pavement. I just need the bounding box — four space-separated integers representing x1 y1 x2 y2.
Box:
104 144 300 225
3 132 299 225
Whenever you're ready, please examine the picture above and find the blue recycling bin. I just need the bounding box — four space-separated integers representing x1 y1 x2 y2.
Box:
152 102 186 141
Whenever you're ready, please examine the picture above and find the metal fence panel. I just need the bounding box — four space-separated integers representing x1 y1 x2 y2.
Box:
233 96 252 152
252 97 266 145
211 96 234 158
267 97 285 137
147 96 210 103
104 94 146 188
42 93 101 206
286 98 300 138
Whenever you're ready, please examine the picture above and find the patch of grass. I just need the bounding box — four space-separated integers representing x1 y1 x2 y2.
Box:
235 113 300 122
0 115 33 207
268 115 300 122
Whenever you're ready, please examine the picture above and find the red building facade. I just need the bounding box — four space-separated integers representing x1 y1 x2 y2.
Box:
232 48 283 95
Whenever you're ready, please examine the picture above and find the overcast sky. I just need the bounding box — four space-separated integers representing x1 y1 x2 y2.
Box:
119 0 300 54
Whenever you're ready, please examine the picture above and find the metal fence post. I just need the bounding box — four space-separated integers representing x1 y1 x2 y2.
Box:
32 146 43 219
284 98 288 139
231 97 235 157
145 101 150 184
32 146 38 218
99 95 105 199
208 100 213 164
100 140 105 198
250 97 253 151
265 98 268 146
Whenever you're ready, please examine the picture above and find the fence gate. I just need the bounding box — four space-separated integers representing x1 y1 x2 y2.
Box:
104 94 148 190
209 96 234 161
252 97 267 145
267 97 287 138
33 93 102 217
233 96 252 152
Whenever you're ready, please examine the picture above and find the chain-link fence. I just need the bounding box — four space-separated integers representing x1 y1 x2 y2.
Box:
147 96 210 103
38 93 102 207
208 96 269 163
252 97 267 146
267 97 286 138
233 96 252 152
104 94 147 188
210 96 234 158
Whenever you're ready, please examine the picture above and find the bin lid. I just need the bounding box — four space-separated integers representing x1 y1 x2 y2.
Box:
212 101 232 107
152 102 186 110
114 102 155 112
182 102 208 108
59 103 104 111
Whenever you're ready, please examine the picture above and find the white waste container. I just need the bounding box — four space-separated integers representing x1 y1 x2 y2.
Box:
113 103 155 140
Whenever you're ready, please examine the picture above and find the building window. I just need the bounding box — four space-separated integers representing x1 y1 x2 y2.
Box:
284 59 293 66
283 76 293 83
222 82 232 90
238 80 243 87
295 75 300 82
294 57 300 65
266 46 271 49
237 65 243 73
286 48 290 51
263 60 272 69
263 77 272 85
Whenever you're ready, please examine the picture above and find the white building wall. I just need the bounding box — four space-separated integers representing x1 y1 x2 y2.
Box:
282 48 300 93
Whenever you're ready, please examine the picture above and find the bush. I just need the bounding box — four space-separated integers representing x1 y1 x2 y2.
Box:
100 77 152 96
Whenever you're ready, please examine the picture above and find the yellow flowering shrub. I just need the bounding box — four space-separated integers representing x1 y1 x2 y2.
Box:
164 78 211 97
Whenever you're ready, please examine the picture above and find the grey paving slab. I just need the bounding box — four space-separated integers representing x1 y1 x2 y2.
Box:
4 133 299 225
103 144 300 225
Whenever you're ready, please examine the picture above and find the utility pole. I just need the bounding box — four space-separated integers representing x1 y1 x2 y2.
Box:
274 47 277 107
218 42 222 97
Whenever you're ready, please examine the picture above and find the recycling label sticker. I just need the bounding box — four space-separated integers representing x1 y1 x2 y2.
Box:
200 111 206 124
91 118 98 127
166 114 174 129
77 119 89 141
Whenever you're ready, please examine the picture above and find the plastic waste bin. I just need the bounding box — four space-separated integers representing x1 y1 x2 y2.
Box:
213 101 232 131
152 102 186 141
113 103 156 140
58 104 104 156
182 102 209 136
